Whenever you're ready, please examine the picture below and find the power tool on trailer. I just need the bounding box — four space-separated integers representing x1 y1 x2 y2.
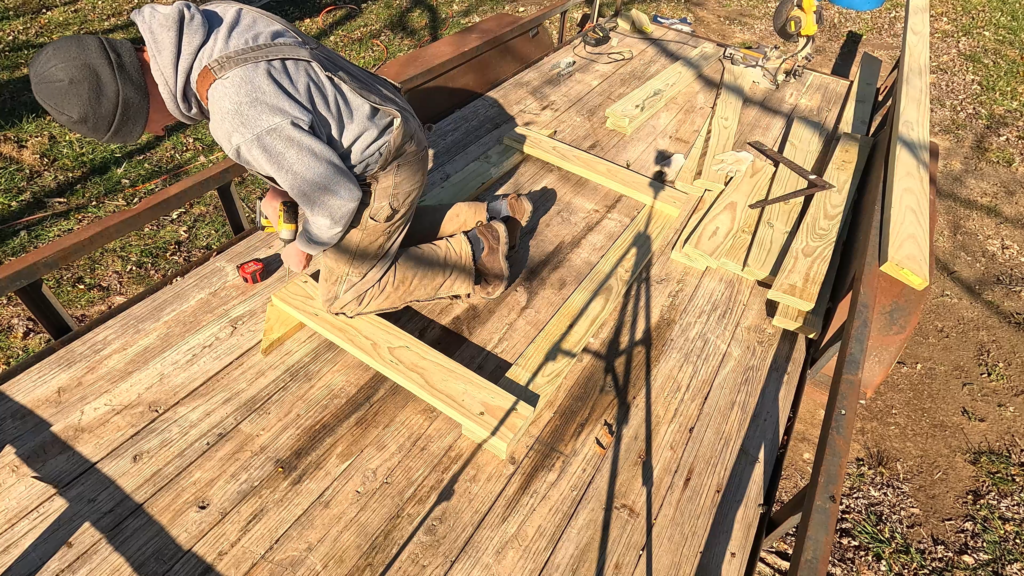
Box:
581 0 612 47
721 0 883 88
238 199 299 284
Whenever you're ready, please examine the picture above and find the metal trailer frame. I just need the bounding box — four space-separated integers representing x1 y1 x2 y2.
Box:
0 3 934 573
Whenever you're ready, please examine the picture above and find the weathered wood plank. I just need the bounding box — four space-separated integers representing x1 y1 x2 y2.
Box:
32 341 406 576
0 331 336 575
694 64 753 192
504 128 702 216
537 270 755 576
427 28 670 174
881 0 931 290
605 43 722 134
639 285 803 575
171 398 449 576
0 232 291 538
769 134 872 310
270 275 533 459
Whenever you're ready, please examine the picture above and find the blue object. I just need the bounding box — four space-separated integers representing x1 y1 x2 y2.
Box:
830 0 885 12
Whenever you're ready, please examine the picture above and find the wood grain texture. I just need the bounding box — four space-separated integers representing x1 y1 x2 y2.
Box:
605 43 722 134
837 53 882 137
742 111 834 281
694 64 753 192
0 331 337 575
881 0 931 290
538 270 755 576
676 108 713 187
671 188 719 269
685 160 776 268
0 232 292 539
270 275 532 459
504 127 701 216
259 299 304 355
46 348 411 576
769 134 873 310
640 285 804 576
421 142 525 206
503 206 679 405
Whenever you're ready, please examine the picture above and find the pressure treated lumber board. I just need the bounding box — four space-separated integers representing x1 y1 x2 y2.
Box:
605 42 722 134
694 64 753 192
503 127 702 215
837 53 882 136
769 134 873 310
684 160 776 268
264 275 533 459
501 206 680 404
742 114 833 281
671 189 719 269
881 0 931 290
676 74 808 271
676 109 713 187
773 57 881 333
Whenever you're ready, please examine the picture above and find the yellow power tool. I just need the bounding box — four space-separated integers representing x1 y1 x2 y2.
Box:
774 0 822 42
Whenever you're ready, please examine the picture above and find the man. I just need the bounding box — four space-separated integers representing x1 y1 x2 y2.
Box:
28 0 532 316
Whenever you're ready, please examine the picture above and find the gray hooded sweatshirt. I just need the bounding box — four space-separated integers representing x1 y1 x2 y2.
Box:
131 2 397 255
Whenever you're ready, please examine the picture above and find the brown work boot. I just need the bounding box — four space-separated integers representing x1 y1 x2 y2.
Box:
504 193 533 252
469 220 510 300
487 193 534 252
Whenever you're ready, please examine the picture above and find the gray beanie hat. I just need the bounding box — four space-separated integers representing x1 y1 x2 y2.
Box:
29 35 149 144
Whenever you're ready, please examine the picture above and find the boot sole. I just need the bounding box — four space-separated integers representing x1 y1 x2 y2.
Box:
481 222 510 300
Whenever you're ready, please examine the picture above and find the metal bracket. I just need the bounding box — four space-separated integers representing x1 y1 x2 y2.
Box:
747 140 833 209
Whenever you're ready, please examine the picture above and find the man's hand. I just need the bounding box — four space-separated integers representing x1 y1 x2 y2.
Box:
282 242 312 274
261 186 293 229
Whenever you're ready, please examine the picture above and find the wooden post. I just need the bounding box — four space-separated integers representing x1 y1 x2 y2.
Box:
14 279 76 339
216 181 251 236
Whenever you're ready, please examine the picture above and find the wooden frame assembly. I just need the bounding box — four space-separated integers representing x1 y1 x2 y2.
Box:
260 126 698 459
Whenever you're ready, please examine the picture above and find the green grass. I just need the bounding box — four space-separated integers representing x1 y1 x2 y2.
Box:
0 0 540 370
957 0 1024 118
830 449 1024 575
849 510 929 573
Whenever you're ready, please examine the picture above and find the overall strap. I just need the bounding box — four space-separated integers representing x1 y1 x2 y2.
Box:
196 42 317 107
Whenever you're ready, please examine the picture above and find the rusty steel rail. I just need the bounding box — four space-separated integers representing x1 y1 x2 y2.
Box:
0 159 250 340
383 0 583 91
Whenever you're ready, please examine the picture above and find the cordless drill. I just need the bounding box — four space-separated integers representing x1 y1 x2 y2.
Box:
238 198 298 284
257 198 298 244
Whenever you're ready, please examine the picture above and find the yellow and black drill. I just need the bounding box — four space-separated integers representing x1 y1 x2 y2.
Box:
257 199 298 245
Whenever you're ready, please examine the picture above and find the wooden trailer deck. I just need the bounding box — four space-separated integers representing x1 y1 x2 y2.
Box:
0 28 848 575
